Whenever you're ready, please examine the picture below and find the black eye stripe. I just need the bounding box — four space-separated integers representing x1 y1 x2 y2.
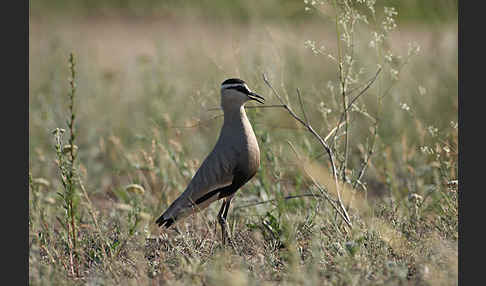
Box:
222 83 253 95
234 86 250 94
224 85 249 94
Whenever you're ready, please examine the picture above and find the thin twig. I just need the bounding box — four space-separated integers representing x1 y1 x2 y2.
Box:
170 114 224 129
346 67 382 114
296 88 309 125
329 67 382 147
286 141 352 228
234 193 322 210
340 66 349 183
174 105 286 129
352 123 378 190
262 73 352 227
207 104 287 112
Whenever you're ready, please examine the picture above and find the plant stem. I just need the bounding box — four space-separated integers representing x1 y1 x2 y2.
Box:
262 73 352 228
67 52 79 277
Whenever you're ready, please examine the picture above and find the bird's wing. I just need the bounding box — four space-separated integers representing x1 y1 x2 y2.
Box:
156 144 237 226
185 146 236 202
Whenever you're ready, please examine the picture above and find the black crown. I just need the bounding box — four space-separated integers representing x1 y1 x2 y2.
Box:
221 78 246 86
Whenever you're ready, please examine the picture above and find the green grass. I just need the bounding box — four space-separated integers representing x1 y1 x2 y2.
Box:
29 2 457 285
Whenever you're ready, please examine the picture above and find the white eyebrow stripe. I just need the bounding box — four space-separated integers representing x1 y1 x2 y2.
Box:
221 83 245 89
221 83 252 92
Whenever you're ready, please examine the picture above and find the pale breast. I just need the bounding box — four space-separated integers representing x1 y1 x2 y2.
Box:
239 116 260 176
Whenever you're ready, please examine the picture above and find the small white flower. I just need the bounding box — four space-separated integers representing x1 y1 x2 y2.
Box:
327 81 334 93
390 68 399 80
400 102 410 111
327 54 337 62
384 6 398 17
372 32 384 45
345 55 353 65
408 42 421 56
304 40 314 48
418 86 426 96
420 146 434 155
385 51 393 63
427 126 438 137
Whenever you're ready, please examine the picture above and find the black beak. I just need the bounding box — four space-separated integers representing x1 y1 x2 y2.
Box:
247 92 265 104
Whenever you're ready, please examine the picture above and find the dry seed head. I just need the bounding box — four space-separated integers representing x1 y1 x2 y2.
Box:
125 183 145 195
32 177 51 188
169 139 183 153
115 203 133 211
108 135 121 147
51 128 66 135
139 212 152 220
62 144 78 155
161 113 172 126
408 193 423 204
44 197 56 204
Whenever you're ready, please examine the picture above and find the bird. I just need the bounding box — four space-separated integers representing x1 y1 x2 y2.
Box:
156 78 265 245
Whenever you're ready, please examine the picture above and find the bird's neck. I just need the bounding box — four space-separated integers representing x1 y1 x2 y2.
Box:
222 105 248 125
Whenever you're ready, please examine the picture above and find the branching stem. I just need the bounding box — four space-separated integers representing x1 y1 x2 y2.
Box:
262 73 352 228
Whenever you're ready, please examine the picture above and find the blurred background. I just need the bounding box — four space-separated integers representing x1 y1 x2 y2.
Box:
29 0 458 199
30 0 458 22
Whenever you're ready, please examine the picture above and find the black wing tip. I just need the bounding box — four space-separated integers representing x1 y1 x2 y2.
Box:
156 216 175 228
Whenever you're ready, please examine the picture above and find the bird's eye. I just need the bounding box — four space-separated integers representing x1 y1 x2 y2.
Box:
221 83 252 95
234 86 250 94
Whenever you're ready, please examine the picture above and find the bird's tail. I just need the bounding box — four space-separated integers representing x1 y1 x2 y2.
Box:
156 188 220 228
155 195 188 228
155 215 175 228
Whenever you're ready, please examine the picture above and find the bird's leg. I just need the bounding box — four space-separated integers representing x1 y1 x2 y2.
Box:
222 197 237 250
222 197 232 240
217 200 228 246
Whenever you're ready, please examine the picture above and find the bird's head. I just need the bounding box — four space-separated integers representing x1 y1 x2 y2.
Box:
220 78 265 110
